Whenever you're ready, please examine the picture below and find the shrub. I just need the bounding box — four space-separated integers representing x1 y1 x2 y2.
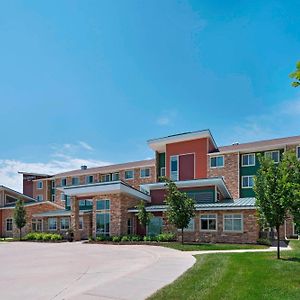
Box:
156 233 176 242
257 238 272 246
88 236 94 242
24 232 62 241
129 235 142 242
96 235 111 241
143 235 157 242
112 236 121 242
121 235 129 242
42 233 52 241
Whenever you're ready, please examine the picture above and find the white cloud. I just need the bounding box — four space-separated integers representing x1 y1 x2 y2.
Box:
78 141 94 151
156 110 177 126
156 116 171 126
0 147 111 193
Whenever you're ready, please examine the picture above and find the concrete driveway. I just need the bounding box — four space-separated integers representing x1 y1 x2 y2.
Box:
0 242 195 300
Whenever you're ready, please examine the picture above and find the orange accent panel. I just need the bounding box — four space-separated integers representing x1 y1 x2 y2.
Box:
166 138 208 179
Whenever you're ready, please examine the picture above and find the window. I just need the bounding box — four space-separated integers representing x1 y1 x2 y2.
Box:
61 178 67 186
86 175 94 184
293 223 298 235
48 218 57 231
101 174 111 182
51 180 55 188
6 219 13 231
96 199 110 210
210 156 224 168
127 218 134 235
170 155 179 181
32 219 42 232
51 194 55 202
79 200 86 206
79 217 84 230
242 176 254 188
224 214 243 232
61 193 66 201
72 177 79 185
140 168 150 178
242 153 255 167
5 195 18 205
297 146 300 160
66 196 71 207
60 218 70 230
265 150 280 163
160 167 166 177
112 172 119 181
96 199 110 236
181 219 194 232
36 195 43 202
200 214 217 231
85 199 93 206
37 181 43 189
187 191 214 204
125 170 134 180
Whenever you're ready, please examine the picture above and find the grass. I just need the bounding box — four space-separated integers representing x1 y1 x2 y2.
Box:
159 242 268 251
0 237 14 242
148 240 300 300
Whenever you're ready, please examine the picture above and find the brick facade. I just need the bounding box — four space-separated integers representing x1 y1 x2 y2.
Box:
208 152 240 199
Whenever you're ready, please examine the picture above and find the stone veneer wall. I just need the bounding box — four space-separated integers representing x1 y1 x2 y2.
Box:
1 202 63 238
208 152 240 199
91 192 141 237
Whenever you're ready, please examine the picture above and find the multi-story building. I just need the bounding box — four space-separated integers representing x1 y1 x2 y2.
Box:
2 130 300 243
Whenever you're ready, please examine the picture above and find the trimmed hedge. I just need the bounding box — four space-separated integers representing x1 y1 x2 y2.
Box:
24 232 63 241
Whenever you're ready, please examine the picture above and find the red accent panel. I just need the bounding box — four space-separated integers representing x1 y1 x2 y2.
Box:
179 154 194 180
166 138 208 179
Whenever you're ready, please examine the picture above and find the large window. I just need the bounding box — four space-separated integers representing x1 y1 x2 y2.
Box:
297 146 300 160
61 193 66 201
140 168 150 178
224 214 243 232
200 214 217 231
48 218 57 231
72 177 79 185
6 219 13 231
60 218 70 230
210 156 224 168
125 170 134 180
170 155 179 181
242 176 254 188
112 172 119 181
160 167 166 177
265 150 280 163
127 218 134 235
79 217 84 230
96 199 110 236
183 219 195 232
32 219 42 232
61 178 67 186
36 195 43 202
37 181 43 189
5 195 18 205
86 175 94 184
242 153 255 167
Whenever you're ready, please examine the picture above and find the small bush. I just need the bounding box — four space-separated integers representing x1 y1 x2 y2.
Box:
88 236 94 242
156 233 176 242
121 236 129 242
143 235 157 242
96 235 111 241
24 232 63 241
129 235 142 242
257 238 272 246
51 234 62 241
112 236 121 242
42 233 52 241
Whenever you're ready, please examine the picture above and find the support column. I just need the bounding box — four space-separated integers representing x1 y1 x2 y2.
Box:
70 196 80 241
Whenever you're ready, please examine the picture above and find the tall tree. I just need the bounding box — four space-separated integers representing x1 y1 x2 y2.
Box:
136 201 153 233
14 199 27 240
289 61 300 87
164 179 195 244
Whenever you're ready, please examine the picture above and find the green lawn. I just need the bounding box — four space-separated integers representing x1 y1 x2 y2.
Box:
159 242 268 251
149 240 300 300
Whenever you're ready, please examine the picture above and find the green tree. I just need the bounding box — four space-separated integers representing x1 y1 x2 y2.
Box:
136 201 153 233
289 61 300 87
14 199 27 240
254 152 300 259
164 179 195 244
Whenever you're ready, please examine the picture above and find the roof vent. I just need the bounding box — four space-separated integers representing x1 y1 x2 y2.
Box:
232 142 239 146
81 165 87 170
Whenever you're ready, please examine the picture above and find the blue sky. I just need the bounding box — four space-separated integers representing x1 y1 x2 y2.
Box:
0 0 300 191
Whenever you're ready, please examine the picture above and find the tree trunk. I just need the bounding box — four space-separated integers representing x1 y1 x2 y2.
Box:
276 225 280 259
181 228 184 244
19 228 21 241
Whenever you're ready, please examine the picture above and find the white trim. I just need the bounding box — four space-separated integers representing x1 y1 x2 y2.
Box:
61 178 67 187
160 167 166 177
101 174 111 182
264 150 280 163
111 172 119 181
241 175 254 189
0 201 64 210
85 175 94 184
170 155 179 181
140 167 151 178
223 213 243 233
37 180 43 189
200 214 217 231
5 218 13 232
124 169 134 180
60 217 70 231
210 155 224 168
71 177 80 186
36 194 43 201
5 194 18 205
241 153 256 167
48 217 58 231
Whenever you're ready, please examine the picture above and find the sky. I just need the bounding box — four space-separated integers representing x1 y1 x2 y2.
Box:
0 0 300 191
